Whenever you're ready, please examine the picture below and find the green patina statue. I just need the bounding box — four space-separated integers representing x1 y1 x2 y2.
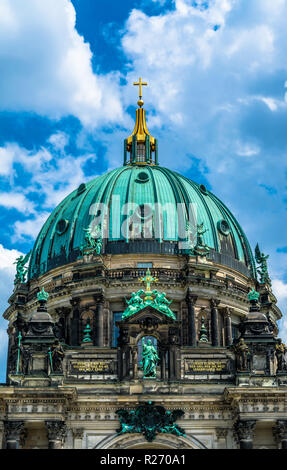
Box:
198 316 209 343
193 222 210 256
255 243 271 285
140 339 159 378
82 322 92 343
116 401 185 442
152 290 176 320
13 251 31 285
122 289 145 319
122 269 176 320
80 224 103 256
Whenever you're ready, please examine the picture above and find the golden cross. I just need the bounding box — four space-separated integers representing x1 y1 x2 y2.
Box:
133 77 148 99
139 268 158 292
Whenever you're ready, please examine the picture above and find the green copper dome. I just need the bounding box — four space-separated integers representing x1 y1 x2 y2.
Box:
28 164 256 280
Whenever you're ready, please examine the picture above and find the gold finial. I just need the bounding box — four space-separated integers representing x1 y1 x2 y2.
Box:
133 77 148 107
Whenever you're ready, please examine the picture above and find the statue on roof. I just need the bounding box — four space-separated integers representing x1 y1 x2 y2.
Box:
193 222 210 256
13 251 31 285
152 290 176 320
122 290 145 319
255 243 271 286
80 224 103 256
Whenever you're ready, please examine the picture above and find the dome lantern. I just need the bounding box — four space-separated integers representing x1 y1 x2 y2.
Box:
124 77 158 166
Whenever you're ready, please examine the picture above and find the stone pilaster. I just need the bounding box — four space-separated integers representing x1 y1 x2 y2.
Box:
46 421 67 449
234 419 256 449
95 295 104 347
210 299 220 347
72 428 84 449
4 421 26 449
273 420 287 449
224 307 233 347
186 291 197 347
215 428 228 448
70 298 80 346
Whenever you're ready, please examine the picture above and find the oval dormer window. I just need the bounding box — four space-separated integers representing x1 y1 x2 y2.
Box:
217 219 231 236
56 219 69 235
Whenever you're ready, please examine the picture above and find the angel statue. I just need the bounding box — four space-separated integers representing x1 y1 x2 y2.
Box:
152 290 176 320
13 251 31 285
255 243 271 285
122 290 145 319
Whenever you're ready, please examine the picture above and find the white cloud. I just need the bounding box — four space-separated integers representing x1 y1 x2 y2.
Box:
0 0 125 127
0 192 35 215
13 212 50 242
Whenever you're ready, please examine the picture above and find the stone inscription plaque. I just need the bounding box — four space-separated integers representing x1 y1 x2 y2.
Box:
185 359 229 374
69 360 114 374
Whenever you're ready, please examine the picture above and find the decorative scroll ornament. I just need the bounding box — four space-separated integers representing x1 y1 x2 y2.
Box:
255 243 271 285
193 222 210 256
80 224 103 257
13 251 31 285
247 288 260 303
122 270 176 320
37 287 49 303
116 401 186 442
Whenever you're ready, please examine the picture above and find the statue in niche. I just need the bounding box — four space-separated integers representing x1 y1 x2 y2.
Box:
20 346 32 375
140 339 159 378
122 289 145 319
275 339 287 372
232 338 250 371
48 340 64 373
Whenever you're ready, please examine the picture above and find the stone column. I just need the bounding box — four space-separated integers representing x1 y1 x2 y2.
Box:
273 420 287 449
224 307 233 347
210 299 220 347
46 421 67 449
132 348 138 379
4 421 26 449
186 291 197 347
95 296 104 347
70 298 80 346
160 347 167 381
72 428 84 449
234 419 256 449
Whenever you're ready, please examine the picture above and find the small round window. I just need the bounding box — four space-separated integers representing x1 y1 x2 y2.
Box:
199 184 208 195
77 183 86 195
56 219 69 235
136 172 149 183
217 219 231 236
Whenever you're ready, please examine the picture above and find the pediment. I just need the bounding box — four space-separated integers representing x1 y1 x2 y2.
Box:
120 305 177 324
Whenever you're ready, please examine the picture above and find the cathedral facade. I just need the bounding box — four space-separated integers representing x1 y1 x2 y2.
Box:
1 82 287 450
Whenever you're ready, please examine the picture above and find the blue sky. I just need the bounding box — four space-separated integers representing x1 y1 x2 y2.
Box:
0 0 287 381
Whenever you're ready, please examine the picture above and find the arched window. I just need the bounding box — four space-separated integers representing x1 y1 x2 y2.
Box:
112 312 123 347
